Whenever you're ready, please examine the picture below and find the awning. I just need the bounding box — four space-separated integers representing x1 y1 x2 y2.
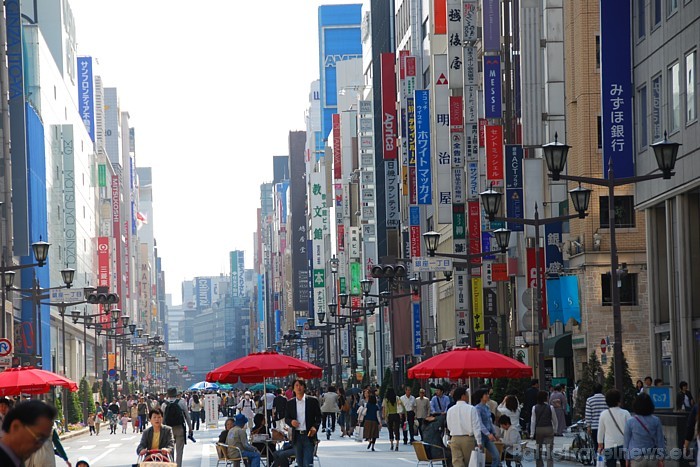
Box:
544 333 573 358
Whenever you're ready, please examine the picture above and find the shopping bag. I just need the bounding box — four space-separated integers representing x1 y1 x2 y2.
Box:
596 453 606 467
468 448 486 467
354 426 364 441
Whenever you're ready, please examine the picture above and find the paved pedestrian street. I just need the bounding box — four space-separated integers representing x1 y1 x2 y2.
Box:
61 419 582 467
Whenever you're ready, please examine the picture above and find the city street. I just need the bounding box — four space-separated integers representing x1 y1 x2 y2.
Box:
60 418 580 467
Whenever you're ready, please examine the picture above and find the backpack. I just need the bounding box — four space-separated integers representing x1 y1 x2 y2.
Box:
163 399 185 427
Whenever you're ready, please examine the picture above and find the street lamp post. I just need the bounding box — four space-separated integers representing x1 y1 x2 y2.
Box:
479 183 591 385
0 240 51 339
541 133 680 391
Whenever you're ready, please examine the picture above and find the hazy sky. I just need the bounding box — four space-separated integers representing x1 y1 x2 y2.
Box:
70 0 356 302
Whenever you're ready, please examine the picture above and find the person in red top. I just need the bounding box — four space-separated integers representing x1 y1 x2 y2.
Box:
285 384 294 400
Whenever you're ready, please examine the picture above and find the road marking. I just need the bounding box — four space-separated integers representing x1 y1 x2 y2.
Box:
105 443 121 448
200 443 211 467
79 445 96 450
90 447 116 464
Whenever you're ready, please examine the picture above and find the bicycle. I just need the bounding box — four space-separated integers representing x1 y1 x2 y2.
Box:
569 420 595 465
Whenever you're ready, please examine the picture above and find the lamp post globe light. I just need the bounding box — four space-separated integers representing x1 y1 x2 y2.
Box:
540 132 679 392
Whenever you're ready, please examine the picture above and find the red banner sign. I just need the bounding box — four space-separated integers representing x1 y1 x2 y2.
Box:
479 118 487 147
468 201 481 265
337 224 345 252
410 225 422 257
97 236 110 323
492 262 508 281
381 53 397 160
526 247 547 328
332 114 341 180
485 125 504 181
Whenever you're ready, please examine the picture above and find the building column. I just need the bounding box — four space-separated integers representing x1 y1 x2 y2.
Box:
665 198 679 388
675 194 694 385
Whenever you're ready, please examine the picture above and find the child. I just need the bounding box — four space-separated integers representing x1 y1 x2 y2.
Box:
87 414 96 436
120 412 129 434
499 414 522 467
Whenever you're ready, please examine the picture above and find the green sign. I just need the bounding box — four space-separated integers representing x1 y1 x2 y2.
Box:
339 277 346 294
350 262 361 295
98 164 106 187
313 269 325 288
453 204 466 239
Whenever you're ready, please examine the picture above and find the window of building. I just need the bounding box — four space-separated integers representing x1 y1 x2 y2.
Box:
600 195 636 228
652 74 663 141
653 0 662 27
670 62 681 131
595 35 601 69
597 116 602 148
638 85 648 148
667 0 679 17
687 50 697 123
602 273 639 306
638 0 646 39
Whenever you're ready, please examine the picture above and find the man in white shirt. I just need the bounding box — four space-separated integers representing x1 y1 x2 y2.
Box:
285 380 322 467
446 387 483 467
400 386 417 444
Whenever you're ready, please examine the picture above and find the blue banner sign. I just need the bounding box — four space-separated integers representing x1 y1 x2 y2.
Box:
544 222 563 274
600 0 634 178
412 302 422 356
77 57 95 142
505 189 524 232
484 56 502 119
505 145 523 189
410 205 420 226
415 90 432 205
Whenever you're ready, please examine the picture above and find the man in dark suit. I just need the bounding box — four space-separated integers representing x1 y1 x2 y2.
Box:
0 400 57 467
285 379 322 467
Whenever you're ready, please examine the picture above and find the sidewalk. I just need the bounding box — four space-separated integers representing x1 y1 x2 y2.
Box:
524 434 579 463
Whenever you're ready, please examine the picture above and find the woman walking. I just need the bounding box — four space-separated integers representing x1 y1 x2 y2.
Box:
549 385 567 436
189 394 202 431
623 393 666 467
597 389 630 467
530 390 558 467
383 388 401 451
363 394 381 451
130 402 139 433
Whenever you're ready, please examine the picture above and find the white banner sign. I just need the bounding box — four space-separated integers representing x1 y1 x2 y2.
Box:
204 394 218 428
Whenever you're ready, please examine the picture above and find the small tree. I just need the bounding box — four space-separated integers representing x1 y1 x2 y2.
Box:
603 352 637 410
575 352 604 419
79 378 95 420
66 390 82 424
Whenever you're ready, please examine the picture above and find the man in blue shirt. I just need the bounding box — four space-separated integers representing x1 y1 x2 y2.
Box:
474 389 501 467
430 386 451 415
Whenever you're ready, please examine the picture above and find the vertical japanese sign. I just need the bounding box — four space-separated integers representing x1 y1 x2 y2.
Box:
600 0 634 178
415 90 432 205
434 56 452 223
290 132 309 311
385 160 400 228
412 302 422 356
77 57 95 142
450 98 465 167
485 125 504 182
463 1 478 41
484 56 502 119
454 202 469 345
309 172 328 316
468 201 481 265
405 56 417 199
399 51 409 197
97 237 110 322
111 175 122 310
381 53 398 160
472 277 484 348
505 145 524 232
526 247 547 329
447 0 464 89
410 206 421 257
544 223 564 274
332 113 342 180
482 0 501 52
407 95 417 204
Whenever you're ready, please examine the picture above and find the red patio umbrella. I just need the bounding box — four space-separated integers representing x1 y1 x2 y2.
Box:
408 347 532 380
0 366 79 396
205 351 323 384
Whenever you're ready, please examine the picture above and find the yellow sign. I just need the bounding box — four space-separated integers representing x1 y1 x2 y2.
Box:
472 278 484 348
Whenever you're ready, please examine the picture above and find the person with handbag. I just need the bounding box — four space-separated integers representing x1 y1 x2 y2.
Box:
356 400 367 442
623 393 666 467
383 388 402 451
597 389 630 467
530 390 558 467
